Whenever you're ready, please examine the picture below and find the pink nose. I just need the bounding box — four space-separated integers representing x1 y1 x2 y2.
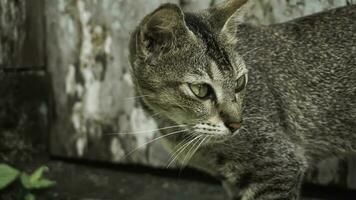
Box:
225 122 242 132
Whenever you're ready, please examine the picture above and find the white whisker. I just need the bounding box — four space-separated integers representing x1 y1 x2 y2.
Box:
186 136 207 164
151 112 162 117
241 127 249 134
241 47 260 58
172 134 195 152
180 135 205 170
123 129 189 159
105 124 186 136
166 135 200 168
124 95 152 100
244 116 267 121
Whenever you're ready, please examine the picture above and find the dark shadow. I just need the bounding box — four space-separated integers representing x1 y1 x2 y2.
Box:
51 155 356 200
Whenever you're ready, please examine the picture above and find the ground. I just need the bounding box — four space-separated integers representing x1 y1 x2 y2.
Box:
3 157 355 200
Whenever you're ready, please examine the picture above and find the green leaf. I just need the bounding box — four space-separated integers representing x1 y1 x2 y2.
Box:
20 172 32 189
0 164 20 190
21 172 56 190
20 166 56 190
29 166 48 184
24 193 36 200
30 178 56 189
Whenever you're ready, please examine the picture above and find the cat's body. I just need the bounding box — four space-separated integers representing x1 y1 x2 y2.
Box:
129 1 356 199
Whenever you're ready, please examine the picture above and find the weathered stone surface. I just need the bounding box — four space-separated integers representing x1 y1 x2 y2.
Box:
180 0 212 11
46 0 180 164
0 0 26 66
0 72 50 165
20 0 45 67
0 0 44 67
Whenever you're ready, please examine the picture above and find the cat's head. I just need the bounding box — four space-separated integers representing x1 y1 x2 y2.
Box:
129 0 248 141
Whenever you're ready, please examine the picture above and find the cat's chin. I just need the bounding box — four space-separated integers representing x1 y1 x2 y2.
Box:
203 128 243 145
198 133 233 145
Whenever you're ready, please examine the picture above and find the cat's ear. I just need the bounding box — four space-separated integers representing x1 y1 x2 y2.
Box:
206 0 248 36
136 4 188 57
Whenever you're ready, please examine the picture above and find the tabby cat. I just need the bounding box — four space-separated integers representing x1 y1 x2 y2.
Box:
128 0 356 199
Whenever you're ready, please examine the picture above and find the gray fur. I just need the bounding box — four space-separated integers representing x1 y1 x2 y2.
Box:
129 1 356 199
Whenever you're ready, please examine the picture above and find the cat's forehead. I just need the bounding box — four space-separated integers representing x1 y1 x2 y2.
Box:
182 13 246 78
145 12 246 83
183 60 245 84
184 13 236 72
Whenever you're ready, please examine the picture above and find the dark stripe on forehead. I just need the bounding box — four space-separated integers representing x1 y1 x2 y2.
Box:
184 13 233 71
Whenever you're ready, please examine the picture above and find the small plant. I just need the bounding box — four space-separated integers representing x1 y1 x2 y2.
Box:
0 164 56 200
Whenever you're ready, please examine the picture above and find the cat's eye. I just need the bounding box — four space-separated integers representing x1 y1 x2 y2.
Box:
189 83 213 99
235 74 248 93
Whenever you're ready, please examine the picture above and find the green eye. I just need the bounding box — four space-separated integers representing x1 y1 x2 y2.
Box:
235 74 247 93
189 83 211 99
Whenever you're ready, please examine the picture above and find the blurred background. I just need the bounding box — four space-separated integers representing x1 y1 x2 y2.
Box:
1 0 356 199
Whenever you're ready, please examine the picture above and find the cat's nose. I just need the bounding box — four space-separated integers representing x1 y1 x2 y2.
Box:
224 121 242 133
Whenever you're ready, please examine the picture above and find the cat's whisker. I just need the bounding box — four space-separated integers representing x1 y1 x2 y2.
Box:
245 113 275 118
240 127 249 134
124 95 152 101
166 138 193 168
241 47 260 58
126 94 152 99
244 116 268 121
105 124 186 136
166 135 200 168
180 134 205 170
177 137 201 170
187 135 208 163
172 134 195 152
123 129 189 159
150 112 162 117
207 136 212 144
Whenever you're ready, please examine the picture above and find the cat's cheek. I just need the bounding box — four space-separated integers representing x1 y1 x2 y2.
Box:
164 112 188 124
165 109 201 124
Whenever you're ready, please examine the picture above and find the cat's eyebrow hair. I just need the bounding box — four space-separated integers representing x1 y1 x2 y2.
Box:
208 61 224 81
184 13 233 73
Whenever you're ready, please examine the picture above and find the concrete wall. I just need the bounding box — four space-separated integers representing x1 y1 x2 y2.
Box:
0 0 44 67
0 0 48 167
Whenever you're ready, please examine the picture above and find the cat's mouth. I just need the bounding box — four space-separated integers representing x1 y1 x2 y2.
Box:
188 122 240 144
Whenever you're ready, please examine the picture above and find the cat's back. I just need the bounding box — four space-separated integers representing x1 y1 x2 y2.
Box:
237 5 356 79
236 5 356 155
260 4 356 109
